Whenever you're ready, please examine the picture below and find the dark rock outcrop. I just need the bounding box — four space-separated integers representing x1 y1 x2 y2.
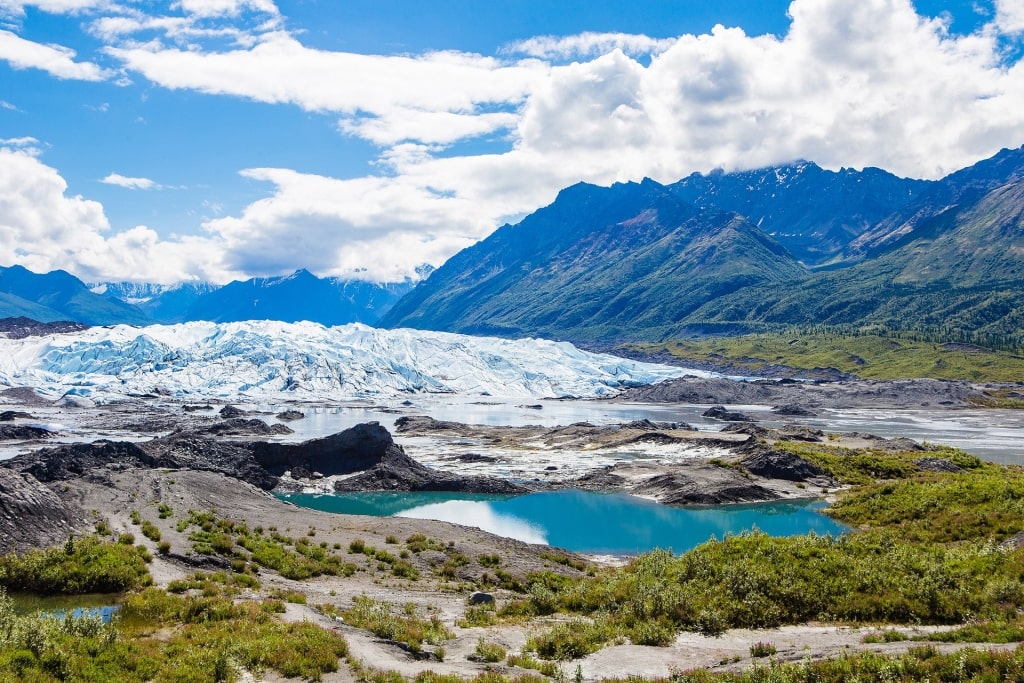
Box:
0 469 83 554
194 418 293 437
739 449 828 482
0 424 51 440
632 468 781 505
914 457 964 473
0 410 35 421
252 422 403 477
276 410 305 421
219 405 245 418
703 405 755 422
772 403 818 416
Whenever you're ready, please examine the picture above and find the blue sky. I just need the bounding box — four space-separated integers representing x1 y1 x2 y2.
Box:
1 0 1023 285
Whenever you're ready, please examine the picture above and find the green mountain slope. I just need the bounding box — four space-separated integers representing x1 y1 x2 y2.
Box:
381 180 806 340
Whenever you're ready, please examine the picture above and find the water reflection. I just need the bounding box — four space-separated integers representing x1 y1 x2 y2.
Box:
279 490 847 555
397 500 548 544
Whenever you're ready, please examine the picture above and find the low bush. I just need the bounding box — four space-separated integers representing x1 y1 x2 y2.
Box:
0 534 152 594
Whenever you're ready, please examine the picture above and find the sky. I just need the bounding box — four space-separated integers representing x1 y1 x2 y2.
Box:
1 0 1024 286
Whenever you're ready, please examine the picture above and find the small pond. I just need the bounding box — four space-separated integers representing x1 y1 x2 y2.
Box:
9 593 122 624
278 490 846 555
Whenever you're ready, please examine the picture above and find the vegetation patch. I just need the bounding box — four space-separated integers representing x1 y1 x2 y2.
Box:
0 583 347 682
628 331 1024 382
0 535 152 594
341 596 453 655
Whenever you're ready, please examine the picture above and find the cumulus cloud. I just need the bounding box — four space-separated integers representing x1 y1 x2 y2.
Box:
0 144 232 283
107 33 547 148
100 173 158 190
996 0 1024 32
174 0 278 18
0 0 105 16
202 168 484 282
0 29 110 80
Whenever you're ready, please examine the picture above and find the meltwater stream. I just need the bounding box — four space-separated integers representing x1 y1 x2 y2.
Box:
278 490 847 555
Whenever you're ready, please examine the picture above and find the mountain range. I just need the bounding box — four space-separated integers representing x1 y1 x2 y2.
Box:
2 146 1021 345
0 267 421 327
382 146 1024 345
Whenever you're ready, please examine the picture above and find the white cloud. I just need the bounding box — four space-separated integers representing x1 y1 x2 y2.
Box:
996 0 1024 32
107 32 547 148
0 0 105 16
0 135 37 147
174 0 278 18
100 173 158 190
0 28 110 80
505 32 676 60
0 146 232 283
201 168 485 282
0 100 17 110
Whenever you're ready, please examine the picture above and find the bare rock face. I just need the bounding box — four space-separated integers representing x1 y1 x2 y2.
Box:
740 449 828 482
0 469 83 554
632 467 781 505
251 422 403 476
702 405 755 422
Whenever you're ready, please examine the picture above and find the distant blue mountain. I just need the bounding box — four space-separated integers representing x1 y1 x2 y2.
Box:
178 269 418 325
96 269 425 326
0 265 151 325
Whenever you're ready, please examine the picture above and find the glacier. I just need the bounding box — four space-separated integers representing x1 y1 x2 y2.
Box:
0 321 704 403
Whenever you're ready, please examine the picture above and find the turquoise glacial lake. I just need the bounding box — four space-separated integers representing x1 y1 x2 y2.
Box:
277 490 846 555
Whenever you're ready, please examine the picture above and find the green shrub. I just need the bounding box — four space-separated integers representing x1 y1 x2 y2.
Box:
0 535 152 594
472 637 507 662
750 641 777 657
140 520 161 542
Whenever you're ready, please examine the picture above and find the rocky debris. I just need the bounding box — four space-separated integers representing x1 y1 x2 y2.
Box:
0 387 51 405
276 410 305 421
703 405 755 422
3 437 279 491
0 410 35 421
55 393 95 408
739 449 829 483
219 405 245 418
1000 530 1024 550
0 469 83 554
0 424 51 440
721 423 768 437
914 457 964 473
5 440 155 483
518 404 543 410
621 419 696 431
0 317 89 339
182 404 213 412
622 376 985 409
774 426 826 442
631 467 781 506
195 418 293 437
394 415 469 434
773 403 818 416
446 453 498 463
573 468 628 490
